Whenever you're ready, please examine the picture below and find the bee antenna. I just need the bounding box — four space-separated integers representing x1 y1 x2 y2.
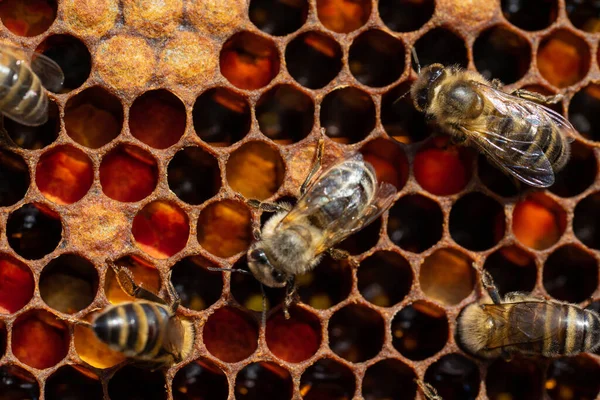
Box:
392 89 411 105
206 267 252 276
411 47 421 74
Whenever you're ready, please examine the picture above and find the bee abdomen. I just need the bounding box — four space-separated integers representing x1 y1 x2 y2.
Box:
543 304 599 356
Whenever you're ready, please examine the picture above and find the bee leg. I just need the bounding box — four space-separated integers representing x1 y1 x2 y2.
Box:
246 198 291 213
299 131 325 196
328 248 358 268
481 270 502 304
109 261 168 305
165 270 181 313
283 278 297 320
55 314 92 328
511 89 563 105
491 79 504 89
415 379 442 400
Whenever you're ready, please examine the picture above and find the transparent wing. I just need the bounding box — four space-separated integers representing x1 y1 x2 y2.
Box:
0 43 64 92
483 302 552 349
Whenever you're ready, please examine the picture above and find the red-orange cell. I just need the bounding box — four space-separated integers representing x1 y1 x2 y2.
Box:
12 311 69 369
100 146 158 202
266 309 321 363
0 257 34 313
0 0 57 37
36 146 94 205
197 200 252 258
132 201 189 259
203 307 258 363
513 195 566 250
537 30 590 88
317 0 371 33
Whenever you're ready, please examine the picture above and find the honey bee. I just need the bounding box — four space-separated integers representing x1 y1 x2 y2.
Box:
416 379 443 400
457 270 600 359
410 50 575 188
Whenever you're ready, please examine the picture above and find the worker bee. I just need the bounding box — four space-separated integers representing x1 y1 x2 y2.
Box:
457 270 600 359
410 50 574 188
416 379 443 400
0 42 64 126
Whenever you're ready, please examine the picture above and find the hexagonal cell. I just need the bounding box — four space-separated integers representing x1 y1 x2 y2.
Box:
537 29 590 88
132 201 189 259
256 84 314 144
250 0 308 36
512 193 566 250
360 138 409 190
12 310 69 369
414 28 468 68
378 0 434 32
349 29 405 88
449 192 505 252
45 365 102 400
7 203 62 260
501 0 558 31
546 356 600 400
543 245 598 303
0 0 57 36
230 256 285 313
266 307 321 363
338 217 381 255
387 194 443 253
568 83 600 142
478 154 519 198
220 31 280 90
170 256 223 311
235 362 293 400
197 199 252 258
64 86 124 149
420 248 475 305
484 245 537 296
172 359 228 400
328 304 384 363
300 358 355 399
566 0 600 32
5 101 59 149
0 150 29 206
424 353 481 400
36 34 91 92
316 0 371 33
392 301 448 360
320 87 376 144
486 357 544 400
297 257 352 310
193 87 251 146
358 250 412 307
0 256 34 313
550 141 597 197
574 192 600 250
108 366 166 400
129 89 186 149
285 31 343 90
203 306 258 363
382 81 431 144
0 365 40 399
36 145 94 205
168 147 221 205
104 256 161 304
362 359 416 400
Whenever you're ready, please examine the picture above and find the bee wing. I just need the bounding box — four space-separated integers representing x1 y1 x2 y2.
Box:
483 302 553 349
0 43 64 92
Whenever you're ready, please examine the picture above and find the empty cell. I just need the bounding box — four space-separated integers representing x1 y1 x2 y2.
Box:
108 366 166 400
484 245 537 296
420 248 475 305
0 256 34 313
362 359 416 400
392 301 448 360
381 82 431 144
45 365 102 400
300 358 355 400
414 28 468 68
0 0 57 36
170 256 223 311
537 29 590 88
256 84 314 144
130 89 186 149
316 0 371 33
7 203 62 260
349 29 405 88
360 138 409 190
387 194 443 253
328 304 384 363
569 83 600 142
424 354 481 400
172 359 228 400
550 141 597 197
0 150 29 206
64 86 124 149
512 193 566 250
266 307 321 363
501 0 558 31
566 0 600 32
5 101 59 149
574 192 600 250
0 365 40 400
478 154 519 198
250 0 308 36
100 145 158 202
235 362 293 400
36 34 91 92
197 199 252 258
285 31 343 90
486 357 544 400
358 251 412 307
474 26 531 84
203 307 258 362
104 256 161 304
297 257 352 310
379 0 434 32
543 245 598 303
168 147 221 205
36 145 94 205
546 356 600 400
320 87 376 144
132 201 189 259
338 217 381 255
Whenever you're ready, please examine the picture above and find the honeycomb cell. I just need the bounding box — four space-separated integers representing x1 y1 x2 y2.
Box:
320 87 376 144
63 0 118 38
172 359 228 400
108 366 166 400
159 32 218 87
478 154 519 198
266 307 321 363
566 0 600 32
36 145 94 205
230 256 285 312
12 310 69 369
7 203 62 260
543 245 598 303
122 0 182 38
546 356 600 400
220 32 280 90
132 201 189 259
197 199 252 258
0 150 30 206
297 257 352 310
316 0 371 33
387 194 443 253
64 86 123 149
235 362 293 400
362 359 416 400
0 0 57 37
186 0 245 37
358 251 412 307
170 256 223 311
381 81 430 144
0 365 40 400
501 0 558 31
338 217 381 255
550 141 596 197
574 192 600 250
100 145 158 203
424 354 481 400
226 141 285 200
104 256 161 304
0 256 34 313
168 147 220 205
285 31 343 90
129 89 186 149
413 28 468 68
328 304 384 363
300 358 355 400
378 0 434 32
449 192 505 252
392 301 448 360
45 365 102 400
256 84 314 144
537 29 590 88
5 101 59 150
36 34 91 92
360 138 409 190
568 83 600 142
349 29 405 88
203 307 258 363
420 248 475 305
512 193 566 250
484 245 537 296
73 312 126 369
486 357 544 400
250 0 308 36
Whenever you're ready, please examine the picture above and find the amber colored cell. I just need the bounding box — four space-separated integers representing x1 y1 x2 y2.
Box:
484 245 537 296
512 194 566 250
328 304 384 363
108 366 167 400
424 354 481 400
379 0 434 32
168 147 221 205
486 357 544 400
387 194 443 253
226 141 285 200
0 0 56 37
160 32 218 87
203 307 258 363
130 90 186 149
474 26 531 84
362 359 417 400
172 359 228 400
550 140 597 197
316 0 371 33
574 192 600 250
349 29 405 88
170 256 223 311
392 301 448 360
501 0 558 31
420 248 475 305
320 87 376 144
382 82 431 144
250 0 308 36
236 362 293 400
300 358 356 400
414 28 468 68
123 0 182 38
36 34 92 92
132 201 189 259
197 199 252 258
266 307 321 363
7 203 62 260
73 314 126 369
0 365 40 399
104 256 161 304
100 145 158 202
0 257 34 313
187 0 246 37
5 101 59 150
0 150 30 206
36 146 94 205
360 138 409 190
358 251 412 307
546 356 600 400
63 0 118 37
568 83 600 142
45 365 103 400
543 245 598 303
297 257 352 310
537 29 590 88
12 310 69 369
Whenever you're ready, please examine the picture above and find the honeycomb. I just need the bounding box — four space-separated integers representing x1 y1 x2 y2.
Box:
0 0 599 399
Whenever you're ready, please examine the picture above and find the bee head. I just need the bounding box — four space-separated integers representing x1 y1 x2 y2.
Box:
247 244 287 288
411 63 445 112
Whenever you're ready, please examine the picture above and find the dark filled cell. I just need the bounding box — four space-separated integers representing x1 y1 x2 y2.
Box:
167 147 221 205
300 358 356 400
297 257 352 310
550 141 597 197
392 301 448 360
45 365 102 400
328 304 384 363
424 354 480 400
362 359 416 400
37 34 91 91
7 204 62 260
235 362 293 400
249 0 308 36
501 0 558 31
338 218 381 255
381 82 431 143
574 192 600 250
546 356 600 400
0 365 40 400
358 251 412 307
414 28 468 69
387 194 443 253
230 257 285 313
569 83 600 142
349 29 405 88
483 246 537 295
486 357 544 400
320 87 376 144
566 0 600 32
379 0 435 32
449 192 505 251
5 101 59 149
0 150 30 206
543 245 598 303
108 366 166 400
172 359 228 400
478 155 519 198
170 256 223 311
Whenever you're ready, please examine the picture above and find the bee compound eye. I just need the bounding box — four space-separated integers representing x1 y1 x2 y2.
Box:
250 249 268 264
